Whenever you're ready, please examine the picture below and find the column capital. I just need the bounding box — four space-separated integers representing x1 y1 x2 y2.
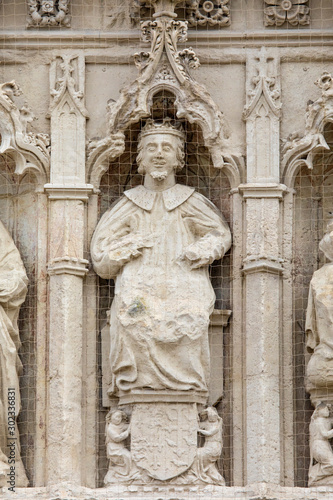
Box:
44 183 95 201
47 257 89 277
242 255 284 275
238 183 288 199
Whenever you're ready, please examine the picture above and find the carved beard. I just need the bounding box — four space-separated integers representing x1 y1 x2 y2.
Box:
150 170 168 181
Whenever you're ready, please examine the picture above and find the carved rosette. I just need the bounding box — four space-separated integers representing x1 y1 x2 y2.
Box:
27 0 71 28
187 0 230 27
130 0 230 28
264 0 310 27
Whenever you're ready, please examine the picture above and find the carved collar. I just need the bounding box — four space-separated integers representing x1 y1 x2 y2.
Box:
124 184 195 212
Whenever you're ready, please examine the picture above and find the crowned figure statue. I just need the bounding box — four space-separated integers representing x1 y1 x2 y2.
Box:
91 118 231 484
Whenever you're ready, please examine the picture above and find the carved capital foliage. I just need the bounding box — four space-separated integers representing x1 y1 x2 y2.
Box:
264 0 310 27
27 0 71 28
0 81 49 185
88 10 241 189
282 72 333 187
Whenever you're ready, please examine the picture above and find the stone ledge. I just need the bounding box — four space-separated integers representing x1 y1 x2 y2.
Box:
0 30 333 49
2 483 333 499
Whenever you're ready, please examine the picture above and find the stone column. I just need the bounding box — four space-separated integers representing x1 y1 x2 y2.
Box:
44 55 93 485
242 48 286 485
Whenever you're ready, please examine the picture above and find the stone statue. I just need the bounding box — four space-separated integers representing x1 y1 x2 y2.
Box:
306 219 333 404
308 403 333 486
91 118 232 401
104 409 139 485
194 407 225 485
0 221 29 487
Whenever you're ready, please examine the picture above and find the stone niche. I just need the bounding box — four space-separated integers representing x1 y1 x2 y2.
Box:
95 104 234 484
292 123 333 486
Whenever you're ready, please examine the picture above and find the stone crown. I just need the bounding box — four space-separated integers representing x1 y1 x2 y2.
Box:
139 118 185 140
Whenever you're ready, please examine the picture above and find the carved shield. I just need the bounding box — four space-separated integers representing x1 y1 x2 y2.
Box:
131 402 198 481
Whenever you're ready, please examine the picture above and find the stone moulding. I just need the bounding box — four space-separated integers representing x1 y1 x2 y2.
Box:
47 256 89 276
0 80 49 186
264 0 310 27
27 0 71 28
87 10 242 190
282 72 333 188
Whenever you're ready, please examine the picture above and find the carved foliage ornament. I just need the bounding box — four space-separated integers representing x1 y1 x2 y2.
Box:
27 0 71 27
264 0 310 26
0 81 49 183
282 72 333 186
131 0 230 28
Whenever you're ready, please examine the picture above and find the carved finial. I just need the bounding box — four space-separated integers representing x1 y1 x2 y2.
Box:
315 72 333 98
139 117 185 140
142 0 184 18
0 81 22 107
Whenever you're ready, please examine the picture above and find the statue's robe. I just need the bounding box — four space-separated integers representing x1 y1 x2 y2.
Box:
91 184 231 397
0 221 28 486
306 263 333 391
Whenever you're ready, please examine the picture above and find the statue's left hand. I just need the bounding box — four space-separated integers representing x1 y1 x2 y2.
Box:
180 245 211 269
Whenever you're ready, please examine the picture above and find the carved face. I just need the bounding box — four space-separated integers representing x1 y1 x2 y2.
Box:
318 405 330 418
207 408 218 422
111 411 123 425
138 133 180 180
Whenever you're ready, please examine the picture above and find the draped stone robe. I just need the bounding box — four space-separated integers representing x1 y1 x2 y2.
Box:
0 221 28 485
306 263 333 391
91 184 231 398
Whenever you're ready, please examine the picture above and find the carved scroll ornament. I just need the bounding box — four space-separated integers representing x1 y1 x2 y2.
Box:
0 81 49 185
282 72 333 187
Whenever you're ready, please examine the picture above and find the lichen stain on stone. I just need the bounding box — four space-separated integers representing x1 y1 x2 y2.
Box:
127 298 146 317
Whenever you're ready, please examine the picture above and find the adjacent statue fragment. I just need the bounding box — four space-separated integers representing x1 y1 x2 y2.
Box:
306 219 333 486
306 219 333 405
309 403 333 486
0 221 29 487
